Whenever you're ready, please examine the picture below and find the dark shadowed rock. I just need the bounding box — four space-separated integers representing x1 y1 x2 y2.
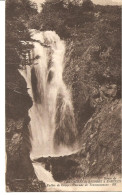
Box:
80 99 121 176
6 69 46 191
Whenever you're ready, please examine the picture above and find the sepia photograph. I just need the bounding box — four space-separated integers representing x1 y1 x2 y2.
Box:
5 0 122 192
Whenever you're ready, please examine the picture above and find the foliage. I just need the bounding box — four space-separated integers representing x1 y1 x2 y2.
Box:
6 0 37 19
6 0 38 71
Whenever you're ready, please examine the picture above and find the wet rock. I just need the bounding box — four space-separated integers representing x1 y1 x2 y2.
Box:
99 84 117 99
81 100 121 176
26 178 46 192
7 178 46 192
6 125 35 181
6 70 39 191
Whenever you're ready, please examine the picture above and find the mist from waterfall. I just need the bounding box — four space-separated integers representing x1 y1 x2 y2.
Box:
19 30 78 160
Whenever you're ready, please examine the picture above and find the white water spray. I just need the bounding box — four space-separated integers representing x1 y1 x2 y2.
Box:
19 30 78 161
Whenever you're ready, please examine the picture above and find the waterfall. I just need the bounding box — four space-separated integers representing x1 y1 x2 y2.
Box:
19 30 78 161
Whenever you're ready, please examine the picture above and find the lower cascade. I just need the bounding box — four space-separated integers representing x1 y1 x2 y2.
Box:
19 30 78 182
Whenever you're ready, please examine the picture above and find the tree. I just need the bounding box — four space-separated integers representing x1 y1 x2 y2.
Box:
6 0 37 19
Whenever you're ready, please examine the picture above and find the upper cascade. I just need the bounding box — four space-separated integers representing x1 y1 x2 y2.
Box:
19 30 78 160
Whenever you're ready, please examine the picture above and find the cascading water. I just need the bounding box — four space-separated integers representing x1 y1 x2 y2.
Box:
18 30 78 185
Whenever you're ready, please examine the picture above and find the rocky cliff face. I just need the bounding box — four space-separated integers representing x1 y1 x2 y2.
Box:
80 99 121 176
6 70 46 191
